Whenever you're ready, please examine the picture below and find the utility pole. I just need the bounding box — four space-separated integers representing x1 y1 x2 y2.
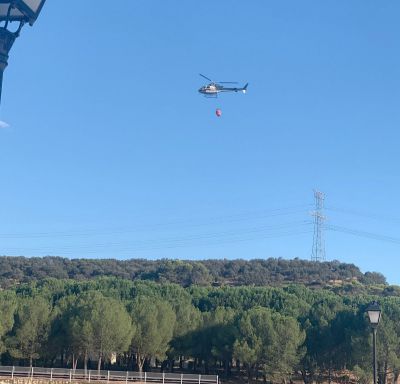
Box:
311 190 326 262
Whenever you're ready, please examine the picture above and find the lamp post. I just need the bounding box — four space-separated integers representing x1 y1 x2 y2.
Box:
0 0 46 104
367 301 382 384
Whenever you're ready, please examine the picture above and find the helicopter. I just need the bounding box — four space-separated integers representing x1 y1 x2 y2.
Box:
198 74 248 97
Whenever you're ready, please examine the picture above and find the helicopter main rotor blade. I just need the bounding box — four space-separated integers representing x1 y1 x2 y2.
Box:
218 81 238 84
199 73 213 82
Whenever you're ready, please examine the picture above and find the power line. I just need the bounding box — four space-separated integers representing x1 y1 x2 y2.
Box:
4 198 400 256
0 205 312 239
327 224 400 245
0 221 312 253
1 227 313 255
326 205 400 225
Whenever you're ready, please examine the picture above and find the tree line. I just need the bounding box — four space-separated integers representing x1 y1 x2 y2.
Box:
0 256 387 288
0 277 399 384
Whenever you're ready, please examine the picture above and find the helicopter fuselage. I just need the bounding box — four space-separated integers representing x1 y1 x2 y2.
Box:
198 84 220 95
198 82 248 97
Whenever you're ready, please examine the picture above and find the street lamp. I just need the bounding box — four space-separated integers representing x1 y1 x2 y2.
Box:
366 301 382 384
0 0 46 104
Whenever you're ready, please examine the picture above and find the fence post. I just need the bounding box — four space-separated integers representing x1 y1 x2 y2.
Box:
162 373 165 384
107 371 110 384
88 370 91 383
216 375 218 384
125 370 128 384
198 374 201 384
180 374 183 384
11 366 14 379
144 372 147 384
69 369 72 383
31 366 34 378
50 368 53 381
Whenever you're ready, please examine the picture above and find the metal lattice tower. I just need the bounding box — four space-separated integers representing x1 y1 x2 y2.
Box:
311 190 326 262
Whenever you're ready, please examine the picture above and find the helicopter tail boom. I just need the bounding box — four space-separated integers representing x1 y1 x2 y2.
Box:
220 83 249 93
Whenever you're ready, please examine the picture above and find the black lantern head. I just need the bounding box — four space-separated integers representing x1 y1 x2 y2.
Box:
367 301 382 328
0 0 46 26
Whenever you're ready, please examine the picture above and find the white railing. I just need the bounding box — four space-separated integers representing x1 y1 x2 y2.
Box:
0 366 218 384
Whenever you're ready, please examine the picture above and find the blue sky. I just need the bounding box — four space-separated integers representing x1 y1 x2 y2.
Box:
1 1 400 283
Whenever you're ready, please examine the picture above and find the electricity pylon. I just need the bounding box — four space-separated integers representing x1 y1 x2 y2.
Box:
311 190 326 262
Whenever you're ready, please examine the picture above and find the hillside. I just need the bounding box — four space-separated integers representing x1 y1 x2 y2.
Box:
0 257 397 383
0 256 387 288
